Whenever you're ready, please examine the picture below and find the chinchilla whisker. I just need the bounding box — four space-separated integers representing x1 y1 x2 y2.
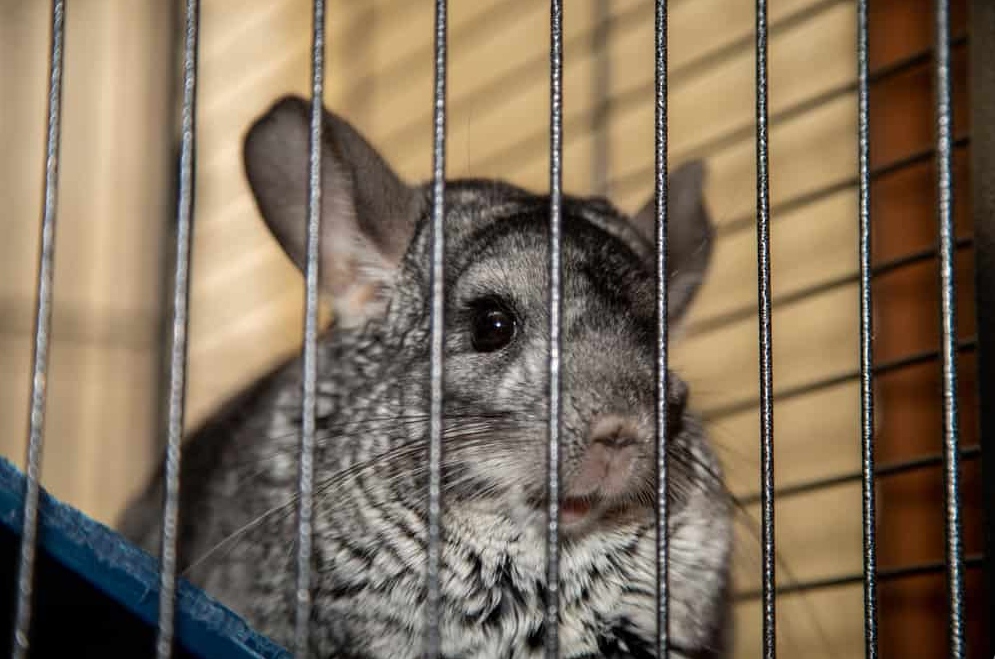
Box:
316 433 529 492
181 496 299 577
185 438 457 574
229 412 522 471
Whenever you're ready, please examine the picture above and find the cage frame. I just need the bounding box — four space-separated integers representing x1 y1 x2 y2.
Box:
2 0 991 657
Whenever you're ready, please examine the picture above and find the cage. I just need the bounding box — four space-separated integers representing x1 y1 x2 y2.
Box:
0 0 990 657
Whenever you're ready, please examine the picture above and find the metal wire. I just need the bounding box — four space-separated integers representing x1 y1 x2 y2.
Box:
10 3 65 657
545 1 564 656
754 1 776 656
653 1 670 656
856 1 878 655
293 1 326 655
933 1 966 655
156 1 199 657
425 0 447 656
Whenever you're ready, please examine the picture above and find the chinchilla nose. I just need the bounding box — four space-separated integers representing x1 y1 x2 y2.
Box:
587 376 686 451
589 415 640 449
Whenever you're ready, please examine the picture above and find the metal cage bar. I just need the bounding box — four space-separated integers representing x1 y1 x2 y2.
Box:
425 0 448 656
294 1 327 656
653 1 671 657
754 0 776 656
969 0 995 650
545 1 564 656
933 1 966 656
10 2 66 657
856 1 878 656
156 1 200 657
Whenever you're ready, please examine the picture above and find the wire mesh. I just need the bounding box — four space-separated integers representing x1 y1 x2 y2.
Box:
10 2 66 657
155 1 199 657
4 1 989 657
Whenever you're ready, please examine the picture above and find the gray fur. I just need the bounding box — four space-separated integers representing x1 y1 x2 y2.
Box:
120 95 733 659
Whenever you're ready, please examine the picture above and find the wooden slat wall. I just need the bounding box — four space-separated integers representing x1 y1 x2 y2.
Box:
1 1 914 656
0 3 174 527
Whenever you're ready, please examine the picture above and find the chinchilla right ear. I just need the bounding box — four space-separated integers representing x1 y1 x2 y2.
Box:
630 160 714 324
243 95 424 327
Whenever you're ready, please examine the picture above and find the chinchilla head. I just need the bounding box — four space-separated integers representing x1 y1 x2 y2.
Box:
243 95 723 542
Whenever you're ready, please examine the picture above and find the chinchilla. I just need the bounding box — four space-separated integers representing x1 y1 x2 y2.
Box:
120 95 733 659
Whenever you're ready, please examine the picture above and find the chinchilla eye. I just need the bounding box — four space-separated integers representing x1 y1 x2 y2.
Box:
470 300 516 352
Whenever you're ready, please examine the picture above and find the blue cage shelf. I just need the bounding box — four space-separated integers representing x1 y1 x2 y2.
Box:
0 456 290 659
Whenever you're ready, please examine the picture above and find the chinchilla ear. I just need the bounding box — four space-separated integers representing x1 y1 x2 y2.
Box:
630 160 714 323
243 95 424 327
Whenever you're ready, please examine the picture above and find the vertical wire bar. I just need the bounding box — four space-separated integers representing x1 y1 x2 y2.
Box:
856 1 878 657
754 0 776 657
156 0 199 657
652 1 670 658
545 0 564 656
968 0 995 648
294 0 325 655
153 0 184 465
10 2 65 657
933 1 966 656
424 0 447 657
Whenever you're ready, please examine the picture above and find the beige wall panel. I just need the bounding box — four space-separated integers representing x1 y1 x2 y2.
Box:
691 189 858 323
710 380 861 500
672 285 858 413
1 2 173 523
733 585 864 659
0 335 157 527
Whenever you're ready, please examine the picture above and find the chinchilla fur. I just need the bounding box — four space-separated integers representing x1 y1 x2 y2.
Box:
120 95 733 659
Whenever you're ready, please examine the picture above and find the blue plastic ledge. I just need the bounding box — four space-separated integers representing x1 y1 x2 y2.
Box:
0 456 290 659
